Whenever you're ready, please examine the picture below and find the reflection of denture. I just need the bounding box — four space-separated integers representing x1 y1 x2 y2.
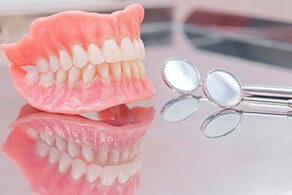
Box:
1 4 156 114
2 104 154 194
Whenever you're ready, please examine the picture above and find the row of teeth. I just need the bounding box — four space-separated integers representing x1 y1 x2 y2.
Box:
26 60 146 87
28 130 141 186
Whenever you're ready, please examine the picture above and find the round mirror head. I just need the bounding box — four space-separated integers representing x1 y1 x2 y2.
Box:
161 95 200 122
201 109 242 138
203 69 243 108
162 58 201 93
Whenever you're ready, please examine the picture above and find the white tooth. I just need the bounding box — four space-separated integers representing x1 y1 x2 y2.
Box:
119 148 129 163
72 44 88 68
130 61 139 79
134 158 142 172
108 149 119 165
56 136 67 152
120 37 135 61
26 71 39 83
49 147 60 164
56 69 67 85
137 39 145 59
133 40 140 59
49 55 61 72
68 138 81 158
129 143 138 159
59 50 73 71
68 67 81 87
36 140 50 157
96 147 108 166
137 60 145 77
58 152 73 172
36 58 50 73
121 62 131 78
40 71 54 85
71 159 87 181
102 39 122 63
86 164 103 183
26 128 39 140
100 165 120 186
88 44 104 65
82 142 94 163
82 64 96 86
118 162 136 184
40 132 55 146
97 63 109 81
110 63 121 80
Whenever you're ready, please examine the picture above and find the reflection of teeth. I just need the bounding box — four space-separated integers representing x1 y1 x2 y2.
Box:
100 165 120 186
36 58 50 73
26 71 39 83
110 62 121 80
68 67 81 87
56 69 67 85
88 43 104 65
97 63 109 81
86 164 102 183
121 62 131 78
36 140 50 157
68 138 81 158
102 39 122 63
49 55 61 72
40 71 54 85
59 152 73 172
96 147 108 166
82 64 96 86
72 44 88 68
120 37 135 61
49 147 60 164
40 132 55 146
108 149 119 165
82 142 94 163
59 50 73 71
56 136 67 152
71 159 87 181
130 61 139 79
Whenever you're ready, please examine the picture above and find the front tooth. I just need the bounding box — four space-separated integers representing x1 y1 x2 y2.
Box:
88 44 104 65
68 67 81 87
26 71 39 83
40 71 54 85
96 147 108 166
100 165 120 186
110 63 121 80
97 63 109 81
82 142 94 163
137 39 145 59
86 164 103 183
56 136 67 152
56 69 68 85
102 39 122 63
72 44 88 68
36 140 50 157
58 152 73 172
118 162 135 184
36 58 50 73
49 55 61 72
119 148 129 163
71 159 87 181
121 62 131 78
82 64 96 86
40 132 55 146
130 61 139 79
120 37 135 61
68 138 81 158
49 147 60 164
108 149 119 165
59 50 73 71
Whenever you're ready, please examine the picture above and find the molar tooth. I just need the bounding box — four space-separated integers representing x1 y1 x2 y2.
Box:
120 37 135 61
108 149 119 165
58 152 73 172
82 142 94 163
40 132 55 146
36 140 50 157
68 138 81 158
97 63 109 81
36 58 50 73
100 165 120 186
49 55 61 72
130 61 139 79
26 71 39 83
102 39 122 63
82 64 96 86
56 136 67 152
121 62 131 78
59 50 73 71
49 147 60 164
71 159 87 181
72 44 88 68
110 63 121 80
40 71 54 85
86 164 103 183
56 69 67 85
137 39 145 59
88 43 104 65
68 67 81 87
96 147 108 166
118 162 135 184
119 148 129 163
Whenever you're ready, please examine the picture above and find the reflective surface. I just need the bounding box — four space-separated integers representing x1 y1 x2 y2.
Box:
2 6 292 195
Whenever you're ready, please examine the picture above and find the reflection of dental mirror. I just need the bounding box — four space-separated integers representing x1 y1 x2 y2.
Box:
201 108 292 138
162 58 201 94
161 95 201 122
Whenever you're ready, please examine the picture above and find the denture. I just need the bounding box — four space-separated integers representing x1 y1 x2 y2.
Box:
2 104 154 194
1 4 156 114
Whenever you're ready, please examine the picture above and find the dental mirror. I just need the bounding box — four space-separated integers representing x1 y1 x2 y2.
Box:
161 95 200 122
162 58 201 93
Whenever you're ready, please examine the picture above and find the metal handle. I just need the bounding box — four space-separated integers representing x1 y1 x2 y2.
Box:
243 84 292 99
243 96 292 108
